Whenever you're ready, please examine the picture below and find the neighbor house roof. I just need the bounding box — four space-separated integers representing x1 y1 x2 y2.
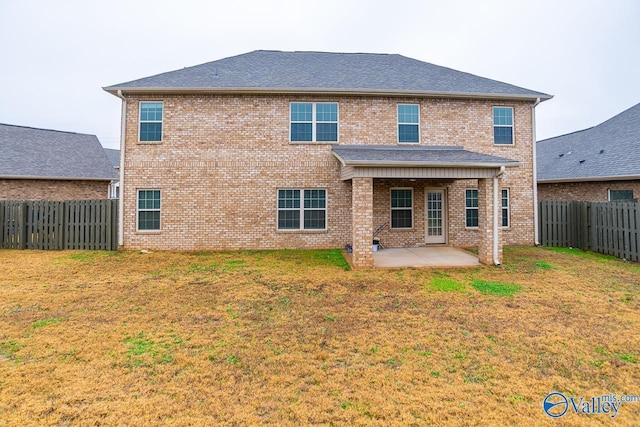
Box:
104 50 551 101
0 124 118 181
104 148 120 169
537 102 640 183
332 145 520 168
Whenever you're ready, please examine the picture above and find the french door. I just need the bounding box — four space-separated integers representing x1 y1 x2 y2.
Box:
425 190 446 244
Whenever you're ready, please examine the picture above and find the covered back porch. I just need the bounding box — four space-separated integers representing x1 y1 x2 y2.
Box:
332 145 520 269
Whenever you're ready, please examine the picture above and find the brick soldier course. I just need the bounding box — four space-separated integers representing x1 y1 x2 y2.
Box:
105 50 551 268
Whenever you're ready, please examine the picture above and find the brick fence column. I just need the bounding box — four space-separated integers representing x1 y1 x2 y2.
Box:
352 177 374 268
478 177 501 265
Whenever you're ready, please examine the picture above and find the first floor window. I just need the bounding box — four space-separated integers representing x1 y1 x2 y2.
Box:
501 189 510 227
493 106 513 145
391 189 413 228
137 189 161 231
290 102 338 142
278 189 326 230
465 189 479 228
139 102 163 142
609 189 634 201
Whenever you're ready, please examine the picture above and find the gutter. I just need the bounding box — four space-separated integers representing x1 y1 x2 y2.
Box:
339 160 520 168
0 175 115 181
538 175 640 184
116 90 126 247
494 166 505 266
331 153 520 169
104 86 553 102
532 97 541 246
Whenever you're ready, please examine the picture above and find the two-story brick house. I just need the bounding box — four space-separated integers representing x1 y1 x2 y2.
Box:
104 50 551 268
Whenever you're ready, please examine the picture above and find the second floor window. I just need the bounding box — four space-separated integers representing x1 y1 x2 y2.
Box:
139 102 163 142
493 106 513 145
398 104 419 143
290 102 338 142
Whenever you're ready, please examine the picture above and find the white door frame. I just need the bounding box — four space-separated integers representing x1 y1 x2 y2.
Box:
425 188 447 244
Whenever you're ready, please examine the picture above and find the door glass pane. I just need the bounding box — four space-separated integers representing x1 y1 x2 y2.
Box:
427 192 442 236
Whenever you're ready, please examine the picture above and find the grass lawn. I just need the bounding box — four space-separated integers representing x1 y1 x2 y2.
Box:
0 246 638 426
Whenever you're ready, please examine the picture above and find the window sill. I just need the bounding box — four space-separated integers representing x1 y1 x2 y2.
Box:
135 230 161 235
397 142 420 145
137 141 163 145
277 229 328 234
465 227 479 230
390 227 415 231
289 141 339 145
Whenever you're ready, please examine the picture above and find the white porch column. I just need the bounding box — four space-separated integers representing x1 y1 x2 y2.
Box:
351 177 374 268
478 178 502 265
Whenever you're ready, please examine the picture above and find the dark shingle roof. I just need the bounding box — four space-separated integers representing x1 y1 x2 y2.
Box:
332 145 519 168
104 50 551 100
537 102 640 182
104 148 120 169
0 124 118 180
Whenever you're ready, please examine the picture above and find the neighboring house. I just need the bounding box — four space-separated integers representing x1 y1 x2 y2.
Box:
104 148 121 199
0 123 117 201
104 50 551 268
537 102 640 202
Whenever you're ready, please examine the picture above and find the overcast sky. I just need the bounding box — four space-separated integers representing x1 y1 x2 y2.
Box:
1 0 638 149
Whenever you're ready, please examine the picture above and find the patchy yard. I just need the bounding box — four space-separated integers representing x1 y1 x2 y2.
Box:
0 247 638 426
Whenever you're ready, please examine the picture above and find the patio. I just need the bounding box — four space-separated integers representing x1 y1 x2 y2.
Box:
372 246 480 268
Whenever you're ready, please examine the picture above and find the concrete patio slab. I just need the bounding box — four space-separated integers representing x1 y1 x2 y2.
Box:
373 246 480 268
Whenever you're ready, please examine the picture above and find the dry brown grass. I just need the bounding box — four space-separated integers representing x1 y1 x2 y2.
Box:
0 247 638 426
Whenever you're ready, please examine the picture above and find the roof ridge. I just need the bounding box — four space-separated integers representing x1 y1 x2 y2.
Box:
0 122 96 137
257 50 394 56
537 127 594 143
591 101 640 129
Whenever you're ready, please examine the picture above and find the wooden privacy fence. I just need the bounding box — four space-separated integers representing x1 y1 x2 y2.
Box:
0 199 118 251
539 200 639 262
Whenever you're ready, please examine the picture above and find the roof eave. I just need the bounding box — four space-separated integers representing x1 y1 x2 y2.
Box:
0 175 116 181
538 175 640 184
332 154 520 169
103 86 552 101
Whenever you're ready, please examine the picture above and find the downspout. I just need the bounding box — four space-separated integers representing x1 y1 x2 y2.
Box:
532 97 541 245
493 166 505 266
116 90 126 247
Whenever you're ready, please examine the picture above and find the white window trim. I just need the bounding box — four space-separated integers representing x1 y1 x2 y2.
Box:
465 188 479 229
277 188 328 231
608 189 634 201
501 188 510 228
390 187 414 229
136 189 161 232
397 104 420 144
289 102 339 143
139 101 164 143
493 106 514 145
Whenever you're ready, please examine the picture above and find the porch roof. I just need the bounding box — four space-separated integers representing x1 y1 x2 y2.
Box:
332 145 519 180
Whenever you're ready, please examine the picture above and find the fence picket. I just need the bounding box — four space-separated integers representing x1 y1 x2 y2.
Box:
539 200 640 262
0 199 118 252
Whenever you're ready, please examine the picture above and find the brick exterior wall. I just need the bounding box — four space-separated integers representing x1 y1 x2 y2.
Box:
121 94 537 252
0 179 110 201
538 180 640 202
